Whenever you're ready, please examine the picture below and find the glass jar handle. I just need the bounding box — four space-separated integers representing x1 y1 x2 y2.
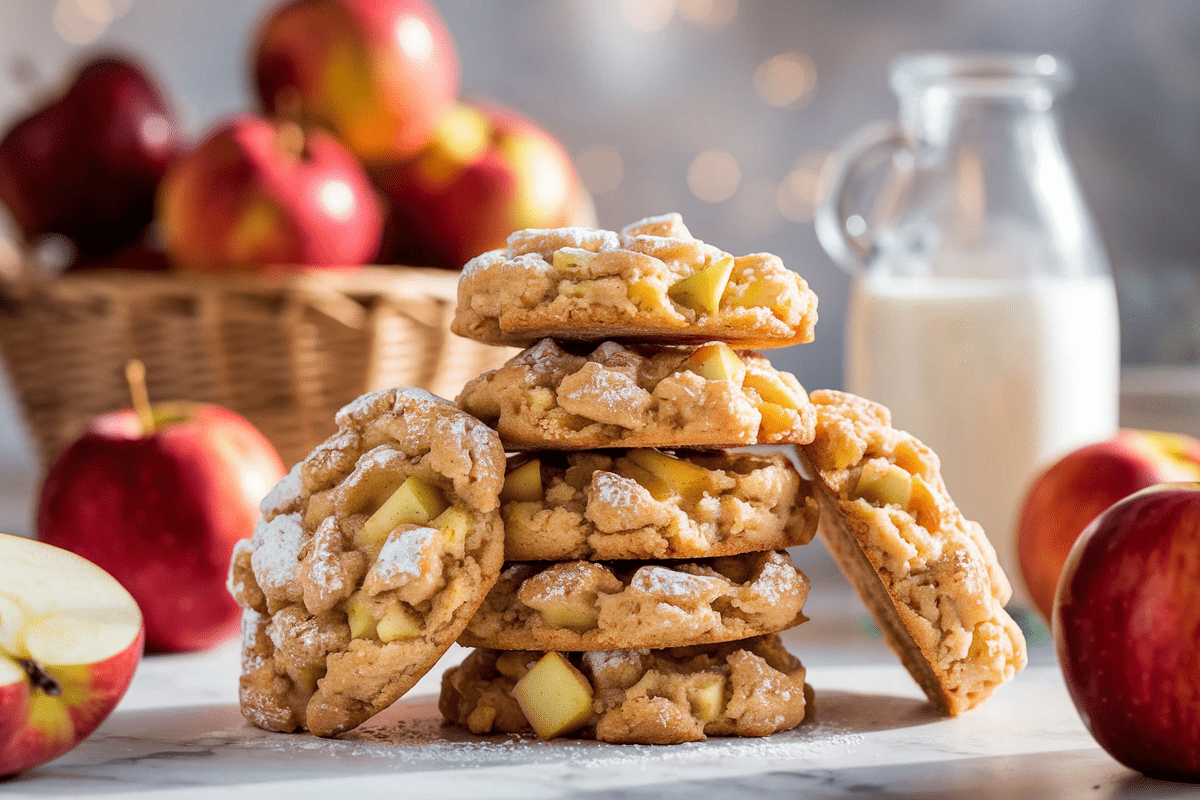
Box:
814 121 908 275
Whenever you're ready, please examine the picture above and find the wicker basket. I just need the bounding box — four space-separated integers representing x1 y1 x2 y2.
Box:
0 266 513 470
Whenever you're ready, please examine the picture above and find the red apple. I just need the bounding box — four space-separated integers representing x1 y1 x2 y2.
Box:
1016 430 1200 621
0 533 144 777
156 114 383 271
373 101 596 269
1054 482 1200 782
253 0 458 163
0 55 181 257
36 402 286 653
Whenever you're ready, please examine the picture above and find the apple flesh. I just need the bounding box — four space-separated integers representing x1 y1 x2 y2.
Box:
1054 482 1200 782
1017 430 1200 621
253 0 459 163
372 101 595 269
156 113 384 272
0 534 144 777
37 403 286 653
0 55 181 258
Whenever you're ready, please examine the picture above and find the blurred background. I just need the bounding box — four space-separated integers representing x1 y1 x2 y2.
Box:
0 0 1198 536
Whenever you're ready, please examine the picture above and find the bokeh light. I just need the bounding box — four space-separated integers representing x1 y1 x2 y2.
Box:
619 0 677 33
688 149 740 203
754 52 818 108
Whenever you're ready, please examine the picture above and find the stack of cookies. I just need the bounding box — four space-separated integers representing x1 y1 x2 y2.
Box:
226 212 1027 747
437 213 826 743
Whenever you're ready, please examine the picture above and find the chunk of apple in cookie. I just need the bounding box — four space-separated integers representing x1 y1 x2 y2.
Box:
855 460 913 508
356 476 449 554
757 402 796 437
690 674 726 723
512 652 595 739
743 370 801 409
668 255 734 315
376 600 422 643
432 507 472 556
679 342 746 386
625 449 715 500
346 590 377 640
500 459 543 503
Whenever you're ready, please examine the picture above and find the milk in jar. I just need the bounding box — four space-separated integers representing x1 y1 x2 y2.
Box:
845 271 1119 597
816 53 1120 607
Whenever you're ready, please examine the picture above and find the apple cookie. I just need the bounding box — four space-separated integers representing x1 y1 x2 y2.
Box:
452 213 818 349
795 389 1027 716
227 387 507 737
457 338 815 450
500 448 819 560
458 550 809 651
440 633 811 743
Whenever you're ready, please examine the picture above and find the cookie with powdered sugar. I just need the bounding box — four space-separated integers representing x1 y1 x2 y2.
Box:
795 389 1027 716
440 634 812 744
457 550 809 652
452 213 818 349
457 338 816 450
499 448 819 561
227 387 507 737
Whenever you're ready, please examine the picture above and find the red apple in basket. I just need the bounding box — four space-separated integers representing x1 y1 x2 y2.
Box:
156 113 383 271
0 55 181 257
253 0 459 163
1016 430 1200 621
373 101 596 269
1054 482 1200 782
0 533 144 777
36 363 286 652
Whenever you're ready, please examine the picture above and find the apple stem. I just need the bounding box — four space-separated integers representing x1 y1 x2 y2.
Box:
125 359 156 435
18 659 61 697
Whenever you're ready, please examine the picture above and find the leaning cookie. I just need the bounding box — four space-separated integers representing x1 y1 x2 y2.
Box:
227 387 507 737
452 213 818 350
458 551 809 652
501 448 819 560
440 634 811 744
457 338 816 450
795 390 1027 716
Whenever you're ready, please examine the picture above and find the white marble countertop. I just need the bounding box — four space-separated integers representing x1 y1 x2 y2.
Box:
3 568 1196 800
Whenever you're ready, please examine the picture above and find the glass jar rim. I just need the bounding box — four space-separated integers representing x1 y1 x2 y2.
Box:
890 52 1072 97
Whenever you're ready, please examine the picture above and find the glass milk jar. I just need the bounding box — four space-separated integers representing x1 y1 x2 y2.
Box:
815 53 1119 606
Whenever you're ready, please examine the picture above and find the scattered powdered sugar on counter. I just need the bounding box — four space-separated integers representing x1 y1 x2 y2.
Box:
218 716 865 773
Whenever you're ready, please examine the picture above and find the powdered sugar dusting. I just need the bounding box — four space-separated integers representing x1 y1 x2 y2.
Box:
250 512 306 593
372 527 439 586
261 462 303 517
582 648 648 674
593 472 638 509
305 517 344 593
461 249 505 278
562 368 645 407
748 552 794 604
226 538 255 598
631 565 728 600
506 227 618 257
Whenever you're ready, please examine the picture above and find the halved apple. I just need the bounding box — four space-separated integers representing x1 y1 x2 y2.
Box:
0 534 144 777
356 476 449 555
668 256 734 314
512 652 594 739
